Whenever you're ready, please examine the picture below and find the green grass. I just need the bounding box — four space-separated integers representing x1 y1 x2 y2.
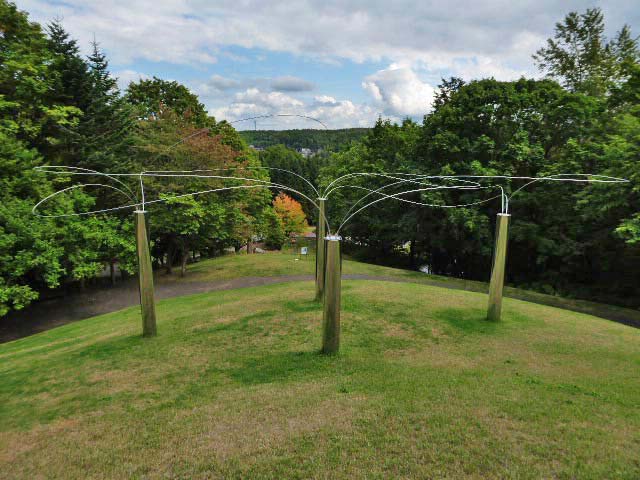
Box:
161 251 428 281
163 252 640 326
1 269 639 478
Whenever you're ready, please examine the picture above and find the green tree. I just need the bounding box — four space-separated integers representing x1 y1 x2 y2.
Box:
126 77 209 127
533 8 639 96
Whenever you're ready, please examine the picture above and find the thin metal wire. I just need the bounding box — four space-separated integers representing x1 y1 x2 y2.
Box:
229 114 329 130
324 172 628 199
337 182 499 226
35 165 139 202
33 167 629 239
142 167 320 197
32 183 138 218
336 185 501 235
33 169 329 230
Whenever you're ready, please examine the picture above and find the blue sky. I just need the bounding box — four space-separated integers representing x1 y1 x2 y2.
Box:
17 0 640 129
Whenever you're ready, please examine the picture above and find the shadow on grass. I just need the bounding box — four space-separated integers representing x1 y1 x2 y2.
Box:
435 307 536 335
434 308 502 335
228 350 339 385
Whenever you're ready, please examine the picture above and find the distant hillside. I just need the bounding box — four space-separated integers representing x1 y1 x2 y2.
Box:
239 128 370 153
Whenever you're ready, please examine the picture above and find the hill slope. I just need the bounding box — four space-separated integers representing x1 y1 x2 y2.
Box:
1 269 639 478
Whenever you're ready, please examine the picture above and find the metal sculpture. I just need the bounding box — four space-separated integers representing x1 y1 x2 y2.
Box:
33 165 322 337
32 162 628 349
487 213 509 321
315 198 327 301
322 235 342 353
135 209 157 336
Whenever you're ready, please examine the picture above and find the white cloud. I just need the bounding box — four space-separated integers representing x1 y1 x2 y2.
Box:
234 88 303 109
20 0 638 79
313 95 338 106
270 76 315 92
20 0 639 129
362 65 436 116
211 89 377 129
114 69 149 91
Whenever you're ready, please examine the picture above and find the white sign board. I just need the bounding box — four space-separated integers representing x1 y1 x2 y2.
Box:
300 247 308 255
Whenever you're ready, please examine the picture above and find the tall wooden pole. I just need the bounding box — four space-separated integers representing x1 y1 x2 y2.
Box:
315 198 327 301
321 236 341 354
135 210 157 337
487 213 510 321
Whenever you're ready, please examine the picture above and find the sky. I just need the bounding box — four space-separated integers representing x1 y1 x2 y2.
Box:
16 0 640 130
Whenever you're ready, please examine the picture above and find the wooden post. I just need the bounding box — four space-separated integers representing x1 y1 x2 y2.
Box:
322 235 341 354
315 198 327 301
487 213 510 321
135 210 157 337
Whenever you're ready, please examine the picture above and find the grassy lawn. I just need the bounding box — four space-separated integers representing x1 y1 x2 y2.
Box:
1 275 639 478
160 251 429 282
163 252 640 326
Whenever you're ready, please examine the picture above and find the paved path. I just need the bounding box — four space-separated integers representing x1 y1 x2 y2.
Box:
2 274 638 343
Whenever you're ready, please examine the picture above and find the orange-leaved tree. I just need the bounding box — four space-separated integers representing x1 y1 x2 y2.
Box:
272 192 308 236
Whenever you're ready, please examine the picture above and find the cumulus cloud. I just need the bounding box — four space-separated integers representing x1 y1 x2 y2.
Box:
115 69 150 91
20 0 638 78
211 88 302 121
194 74 314 100
270 76 315 92
208 74 242 91
362 65 435 116
21 0 638 129
211 89 376 129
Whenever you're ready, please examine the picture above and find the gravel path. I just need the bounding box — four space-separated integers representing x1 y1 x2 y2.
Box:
2 273 638 343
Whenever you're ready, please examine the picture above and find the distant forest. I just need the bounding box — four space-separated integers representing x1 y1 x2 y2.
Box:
239 128 370 152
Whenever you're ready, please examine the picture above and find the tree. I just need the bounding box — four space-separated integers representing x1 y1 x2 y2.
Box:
126 77 209 127
533 8 639 96
272 192 308 237
0 1 99 315
259 144 324 219
133 107 273 272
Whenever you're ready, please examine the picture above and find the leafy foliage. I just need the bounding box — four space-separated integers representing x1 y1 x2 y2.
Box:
240 128 369 152
272 192 308 237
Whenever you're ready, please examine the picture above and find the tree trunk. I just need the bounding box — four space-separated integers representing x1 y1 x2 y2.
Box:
110 260 116 286
165 246 174 275
409 238 417 268
180 251 189 277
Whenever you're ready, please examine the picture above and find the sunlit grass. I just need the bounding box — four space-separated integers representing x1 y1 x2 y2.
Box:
1 277 639 478
163 252 640 326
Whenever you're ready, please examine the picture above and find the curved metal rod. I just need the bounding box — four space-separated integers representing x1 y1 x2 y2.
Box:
142 166 320 197
35 165 139 202
33 173 328 231
139 170 330 233
32 183 138 218
323 172 480 198
137 171 318 208
335 181 497 228
336 184 500 235
503 173 629 213
229 114 328 130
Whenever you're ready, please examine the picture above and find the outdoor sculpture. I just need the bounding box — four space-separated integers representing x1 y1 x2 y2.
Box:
32 164 628 350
